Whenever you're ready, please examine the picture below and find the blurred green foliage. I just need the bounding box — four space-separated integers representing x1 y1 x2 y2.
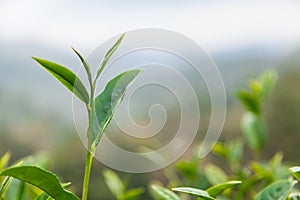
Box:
141 70 300 200
1 61 300 199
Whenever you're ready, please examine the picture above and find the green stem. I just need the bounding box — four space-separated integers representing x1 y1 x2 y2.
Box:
82 150 93 200
82 82 95 200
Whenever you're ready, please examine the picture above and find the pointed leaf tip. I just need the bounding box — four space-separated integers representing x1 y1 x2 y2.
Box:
32 56 89 104
71 47 92 81
206 180 242 197
172 187 215 200
95 33 127 81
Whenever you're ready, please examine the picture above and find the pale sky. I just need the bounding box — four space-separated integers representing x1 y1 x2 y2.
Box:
0 0 300 53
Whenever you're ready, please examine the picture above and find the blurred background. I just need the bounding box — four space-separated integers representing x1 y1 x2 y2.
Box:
1 0 300 199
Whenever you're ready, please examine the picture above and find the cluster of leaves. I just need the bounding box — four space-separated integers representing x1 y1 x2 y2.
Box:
238 70 277 153
32 34 141 154
146 70 300 200
0 34 142 200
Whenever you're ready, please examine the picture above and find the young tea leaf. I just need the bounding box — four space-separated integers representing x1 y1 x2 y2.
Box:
290 166 300 181
102 169 124 199
269 151 284 169
95 34 125 81
150 184 180 200
206 180 242 197
241 112 266 151
259 70 278 100
172 187 215 200
32 57 89 104
249 80 263 97
254 180 296 200
0 166 79 200
250 161 272 180
0 152 11 184
0 152 11 171
124 188 144 200
237 90 261 115
212 142 229 158
71 47 92 83
204 163 227 185
176 160 198 182
92 69 141 149
228 139 244 163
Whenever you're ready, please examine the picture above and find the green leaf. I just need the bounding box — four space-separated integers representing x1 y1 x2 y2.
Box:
254 180 296 200
123 188 144 200
290 166 300 181
0 166 79 200
172 187 215 200
176 160 198 182
32 57 89 104
227 139 244 163
212 142 229 158
92 69 141 149
269 151 284 169
259 70 278 100
241 112 266 151
249 80 263 96
250 161 272 181
0 152 11 184
0 152 11 171
234 175 261 199
95 34 125 81
150 184 180 200
35 183 70 200
71 47 92 83
206 180 242 197
237 90 261 114
204 163 227 185
103 169 124 199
